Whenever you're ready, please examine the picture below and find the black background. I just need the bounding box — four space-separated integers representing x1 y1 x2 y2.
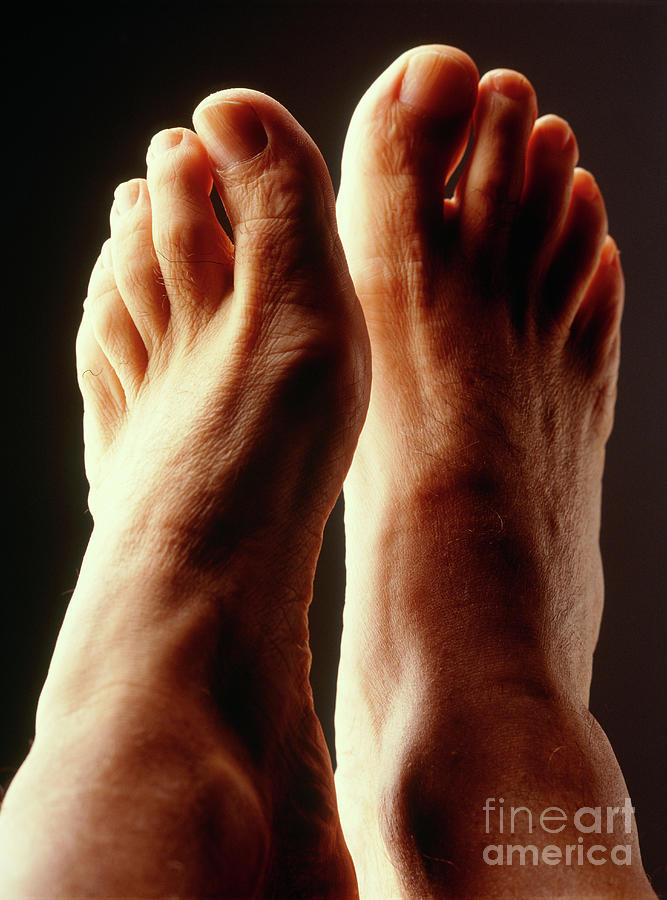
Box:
4 0 665 892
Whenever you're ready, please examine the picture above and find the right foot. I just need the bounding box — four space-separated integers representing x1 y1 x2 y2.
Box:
336 46 653 897
0 92 368 897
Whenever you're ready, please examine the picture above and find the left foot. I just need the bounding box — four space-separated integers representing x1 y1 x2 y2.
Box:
0 91 368 898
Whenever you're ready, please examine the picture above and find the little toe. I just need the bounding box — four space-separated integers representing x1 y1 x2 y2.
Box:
110 178 169 353
85 238 148 397
145 127 234 323
515 115 579 274
76 312 126 434
193 90 347 312
75 310 129 513
338 45 479 238
542 167 608 329
459 70 537 252
569 236 624 371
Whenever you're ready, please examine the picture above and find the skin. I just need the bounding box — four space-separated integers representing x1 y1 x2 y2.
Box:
0 44 655 900
335 46 655 898
0 93 369 898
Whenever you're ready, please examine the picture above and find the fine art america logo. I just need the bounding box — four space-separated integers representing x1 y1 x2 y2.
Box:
482 798 634 867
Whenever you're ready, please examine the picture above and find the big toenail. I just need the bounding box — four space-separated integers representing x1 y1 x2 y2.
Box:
149 129 185 157
113 181 141 214
399 51 477 119
193 100 268 169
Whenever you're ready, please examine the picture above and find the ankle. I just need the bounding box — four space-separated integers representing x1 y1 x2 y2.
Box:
43 512 316 708
347 468 602 687
371 693 650 897
1 717 270 899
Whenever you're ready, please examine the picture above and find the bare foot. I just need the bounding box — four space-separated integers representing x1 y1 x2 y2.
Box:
0 92 368 897
335 46 654 898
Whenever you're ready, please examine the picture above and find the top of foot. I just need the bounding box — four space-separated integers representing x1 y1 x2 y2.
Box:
63 88 371 898
334 44 646 900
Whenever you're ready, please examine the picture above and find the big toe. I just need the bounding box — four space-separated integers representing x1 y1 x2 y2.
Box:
193 91 349 315
338 45 479 259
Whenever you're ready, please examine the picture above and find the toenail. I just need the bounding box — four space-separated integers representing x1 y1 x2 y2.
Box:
601 238 619 266
576 172 600 202
149 129 185 157
560 129 576 152
113 181 141 214
193 100 268 169
490 71 533 102
399 51 477 119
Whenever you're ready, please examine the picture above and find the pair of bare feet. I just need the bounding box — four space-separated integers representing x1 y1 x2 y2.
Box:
0 45 655 898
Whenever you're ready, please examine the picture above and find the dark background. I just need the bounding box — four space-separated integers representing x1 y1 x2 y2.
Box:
5 0 665 892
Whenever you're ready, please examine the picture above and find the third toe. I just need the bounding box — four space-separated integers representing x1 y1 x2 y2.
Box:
515 115 579 273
